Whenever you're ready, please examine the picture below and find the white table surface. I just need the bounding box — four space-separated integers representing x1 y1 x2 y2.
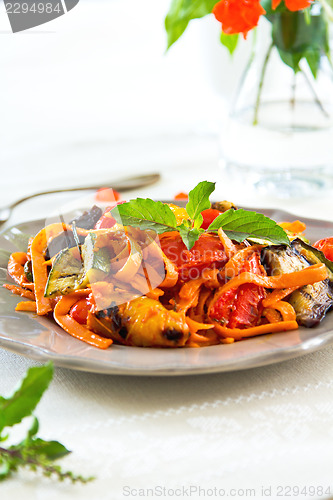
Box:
1 1 333 499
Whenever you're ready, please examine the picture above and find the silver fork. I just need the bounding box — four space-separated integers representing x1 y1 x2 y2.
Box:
0 173 161 226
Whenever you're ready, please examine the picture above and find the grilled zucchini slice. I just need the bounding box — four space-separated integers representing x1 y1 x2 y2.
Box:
44 247 82 297
77 232 111 288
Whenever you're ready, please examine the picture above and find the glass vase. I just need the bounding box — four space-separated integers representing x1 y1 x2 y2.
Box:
221 6 333 198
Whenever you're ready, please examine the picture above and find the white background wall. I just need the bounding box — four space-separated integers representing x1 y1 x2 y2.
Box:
1 0 332 220
0 0 236 195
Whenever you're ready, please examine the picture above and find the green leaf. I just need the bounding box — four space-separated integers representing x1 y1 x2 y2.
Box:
0 363 92 484
194 213 204 230
186 181 215 223
165 0 216 49
277 48 301 72
220 32 239 55
178 224 203 250
26 439 71 460
0 406 5 438
261 0 287 19
305 49 321 78
207 209 290 246
27 417 39 439
0 460 11 481
111 183 290 251
271 7 329 74
111 199 178 234
0 363 54 432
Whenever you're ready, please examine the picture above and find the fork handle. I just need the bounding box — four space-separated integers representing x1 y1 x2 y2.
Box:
7 173 161 210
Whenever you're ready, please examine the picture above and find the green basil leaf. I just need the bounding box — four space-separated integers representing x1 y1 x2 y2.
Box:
220 32 239 55
207 209 290 246
0 410 6 440
26 439 71 460
193 213 204 230
186 181 215 223
27 417 39 439
0 460 11 481
0 363 54 431
165 0 216 49
178 224 203 250
111 199 177 234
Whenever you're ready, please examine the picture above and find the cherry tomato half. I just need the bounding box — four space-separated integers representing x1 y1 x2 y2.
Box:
160 232 228 281
94 201 126 229
313 237 333 262
174 192 188 201
209 250 265 328
95 188 120 202
200 209 221 230
70 297 92 325
94 212 116 229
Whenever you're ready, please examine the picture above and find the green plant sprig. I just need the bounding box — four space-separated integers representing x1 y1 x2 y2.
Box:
0 363 94 484
165 0 330 78
110 180 290 250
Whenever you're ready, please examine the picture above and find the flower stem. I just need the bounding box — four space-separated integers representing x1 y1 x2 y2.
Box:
301 67 329 118
230 36 256 114
253 42 274 126
318 0 333 21
291 72 296 110
0 446 93 483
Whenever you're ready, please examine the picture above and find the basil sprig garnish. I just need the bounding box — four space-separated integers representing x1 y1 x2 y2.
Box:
207 208 290 246
111 181 290 250
0 363 93 483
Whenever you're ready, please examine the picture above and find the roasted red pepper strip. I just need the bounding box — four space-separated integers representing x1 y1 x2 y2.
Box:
54 291 112 349
209 249 266 328
7 252 34 290
313 237 333 262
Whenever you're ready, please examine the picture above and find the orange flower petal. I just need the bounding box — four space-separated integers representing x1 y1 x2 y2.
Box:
285 0 311 11
213 0 265 38
272 0 282 9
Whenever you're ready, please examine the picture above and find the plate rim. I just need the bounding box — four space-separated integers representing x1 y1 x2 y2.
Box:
1 205 333 376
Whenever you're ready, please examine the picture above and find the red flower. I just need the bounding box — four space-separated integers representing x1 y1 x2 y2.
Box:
213 0 266 38
272 0 311 10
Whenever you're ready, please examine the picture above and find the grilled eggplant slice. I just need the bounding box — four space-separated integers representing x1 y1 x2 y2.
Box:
288 282 332 328
70 205 103 230
45 230 86 260
261 245 308 276
24 260 33 283
261 245 333 327
87 297 190 347
292 238 333 285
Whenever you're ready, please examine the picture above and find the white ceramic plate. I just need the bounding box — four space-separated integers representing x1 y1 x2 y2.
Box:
1 207 333 376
